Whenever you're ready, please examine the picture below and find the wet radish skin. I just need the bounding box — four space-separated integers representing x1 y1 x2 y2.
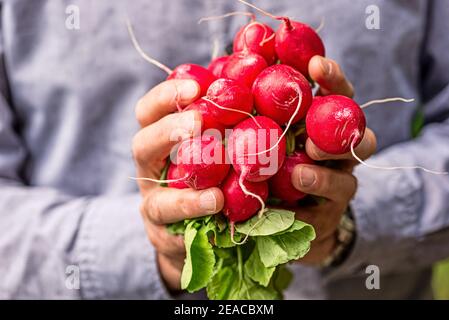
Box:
176 135 230 190
167 162 189 189
206 78 254 126
167 63 217 97
221 51 268 89
306 95 366 154
269 151 315 202
228 116 286 182
233 22 277 65
208 56 229 78
184 100 227 137
222 169 269 223
275 21 325 78
252 64 313 126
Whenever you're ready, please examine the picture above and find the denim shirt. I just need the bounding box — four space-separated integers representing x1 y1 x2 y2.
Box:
0 0 448 299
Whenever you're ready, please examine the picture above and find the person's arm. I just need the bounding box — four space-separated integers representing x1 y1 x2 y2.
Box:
325 0 449 278
0 31 168 301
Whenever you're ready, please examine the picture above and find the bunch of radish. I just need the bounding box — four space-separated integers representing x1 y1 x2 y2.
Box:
128 0 447 299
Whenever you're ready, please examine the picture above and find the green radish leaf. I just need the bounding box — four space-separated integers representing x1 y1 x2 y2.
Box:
166 221 186 235
244 248 275 287
207 265 238 300
412 108 424 138
257 220 316 268
272 265 294 292
214 214 228 232
235 209 295 236
181 222 216 292
228 274 281 300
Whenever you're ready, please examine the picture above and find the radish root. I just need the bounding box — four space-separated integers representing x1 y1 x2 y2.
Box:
129 175 190 184
198 11 256 24
126 18 173 75
350 138 448 175
230 209 269 245
238 171 266 218
247 85 303 156
315 17 325 33
201 97 262 128
360 97 415 109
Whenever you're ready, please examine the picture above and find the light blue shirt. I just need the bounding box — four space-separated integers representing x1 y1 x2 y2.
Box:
0 0 448 299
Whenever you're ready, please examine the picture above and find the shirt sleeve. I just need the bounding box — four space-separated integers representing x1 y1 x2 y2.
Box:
0 13 169 300
326 0 449 280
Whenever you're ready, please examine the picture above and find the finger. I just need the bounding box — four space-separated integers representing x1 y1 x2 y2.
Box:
142 187 224 225
299 236 336 265
146 223 185 258
135 79 200 127
294 203 344 241
132 110 202 166
158 253 183 291
306 128 377 162
291 164 357 202
308 56 354 98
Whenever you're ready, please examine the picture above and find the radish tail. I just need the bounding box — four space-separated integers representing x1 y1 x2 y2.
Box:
125 19 173 75
360 97 415 109
198 11 256 24
350 139 448 175
238 172 266 218
230 210 273 245
129 175 189 184
201 97 261 128
315 17 325 33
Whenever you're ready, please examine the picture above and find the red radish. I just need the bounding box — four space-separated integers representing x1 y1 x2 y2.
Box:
126 20 216 97
167 163 189 189
222 169 268 223
228 116 286 182
306 95 366 155
208 56 229 78
275 21 325 78
237 0 325 78
252 64 313 126
167 64 216 97
176 135 230 190
221 51 268 89
269 151 315 203
204 78 254 126
131 135 230 188
233 22 276 65
184 100 227 136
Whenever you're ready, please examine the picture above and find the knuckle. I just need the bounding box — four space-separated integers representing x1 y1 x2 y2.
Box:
147 195 164 224
135 98 147 125
176 194 195 218
132 132 147 163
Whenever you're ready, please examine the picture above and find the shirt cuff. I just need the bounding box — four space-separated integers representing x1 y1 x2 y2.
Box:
74 193 171 299
324 158 423 280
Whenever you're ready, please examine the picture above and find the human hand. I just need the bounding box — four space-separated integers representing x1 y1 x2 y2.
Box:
290 56 377 265
132 79 224 290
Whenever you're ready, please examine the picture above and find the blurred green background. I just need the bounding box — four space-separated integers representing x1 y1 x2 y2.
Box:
433 259 449 299
411 112 448 300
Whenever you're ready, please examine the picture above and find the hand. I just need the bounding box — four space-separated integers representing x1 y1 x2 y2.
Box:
289 56 377 265
132 79 224 290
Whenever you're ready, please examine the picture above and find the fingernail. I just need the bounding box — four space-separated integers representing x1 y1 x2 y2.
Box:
320 57 331 75
179 80 199 99
299 166 316 188
200 190 217 213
